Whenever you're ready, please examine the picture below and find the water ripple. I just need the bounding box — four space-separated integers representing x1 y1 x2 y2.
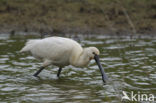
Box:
0 35 155 102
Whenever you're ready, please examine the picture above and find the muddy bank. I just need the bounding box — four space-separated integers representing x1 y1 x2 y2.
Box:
0 0 155 35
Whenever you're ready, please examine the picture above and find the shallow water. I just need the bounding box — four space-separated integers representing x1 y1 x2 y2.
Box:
0 34 156 103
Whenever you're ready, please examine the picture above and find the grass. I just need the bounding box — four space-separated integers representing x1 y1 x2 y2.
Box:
0 0 155 35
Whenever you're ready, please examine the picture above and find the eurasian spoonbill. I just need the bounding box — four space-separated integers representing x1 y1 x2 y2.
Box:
20 37 107 83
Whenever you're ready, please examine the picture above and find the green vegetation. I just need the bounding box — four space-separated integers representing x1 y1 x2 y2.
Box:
0 0 155 34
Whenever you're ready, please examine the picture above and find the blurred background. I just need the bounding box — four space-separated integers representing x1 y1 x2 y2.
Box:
0 0 155 35
0 0 156 103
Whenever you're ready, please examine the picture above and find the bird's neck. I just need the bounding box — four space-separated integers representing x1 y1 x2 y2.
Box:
70 48 90 67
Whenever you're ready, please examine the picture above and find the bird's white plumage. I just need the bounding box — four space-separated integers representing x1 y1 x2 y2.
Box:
20 36 100 68
20 36 108 83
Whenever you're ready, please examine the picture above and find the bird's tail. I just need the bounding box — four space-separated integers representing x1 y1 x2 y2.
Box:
20 40 38 53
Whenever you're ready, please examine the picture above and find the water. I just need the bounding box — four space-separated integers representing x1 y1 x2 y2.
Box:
0 34 156 103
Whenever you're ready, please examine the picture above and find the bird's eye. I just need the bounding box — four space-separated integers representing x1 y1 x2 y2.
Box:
92 52 95 54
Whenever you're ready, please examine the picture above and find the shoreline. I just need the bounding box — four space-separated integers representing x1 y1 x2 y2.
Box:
0 28 156 38
0 26 155 36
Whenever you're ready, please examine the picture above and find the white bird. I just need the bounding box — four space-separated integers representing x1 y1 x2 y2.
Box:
20 37 107 83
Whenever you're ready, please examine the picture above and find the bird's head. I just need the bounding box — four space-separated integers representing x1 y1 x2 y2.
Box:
85 47 108 84
86 47 100 60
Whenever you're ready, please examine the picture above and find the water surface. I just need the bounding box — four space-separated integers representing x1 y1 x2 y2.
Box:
0 34 156 103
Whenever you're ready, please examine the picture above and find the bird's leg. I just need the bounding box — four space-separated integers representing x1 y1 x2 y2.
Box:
33 66 45 77
57 67 62 77
33 60 51 77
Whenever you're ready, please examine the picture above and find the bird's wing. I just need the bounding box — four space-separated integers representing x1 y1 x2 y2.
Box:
29 37 82 61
